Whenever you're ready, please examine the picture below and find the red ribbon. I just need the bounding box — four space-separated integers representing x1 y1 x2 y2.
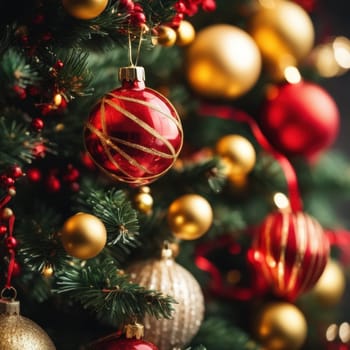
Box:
326 229 350 265
198 103 303 212
195 234 254 300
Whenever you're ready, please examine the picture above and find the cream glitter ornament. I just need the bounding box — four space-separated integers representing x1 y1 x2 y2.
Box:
0 295 56 349
126 245 205 350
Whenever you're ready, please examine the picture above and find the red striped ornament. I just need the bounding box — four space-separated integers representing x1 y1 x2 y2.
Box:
249 211 329 301
84 66 183 186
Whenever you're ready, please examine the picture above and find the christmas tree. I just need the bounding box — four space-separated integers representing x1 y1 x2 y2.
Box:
1 0 350 349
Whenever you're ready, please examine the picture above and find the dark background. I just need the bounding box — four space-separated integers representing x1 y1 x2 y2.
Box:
319 0 350 324
316 1 350 153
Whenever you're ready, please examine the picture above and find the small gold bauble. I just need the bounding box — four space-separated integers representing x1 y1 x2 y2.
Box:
253 302 307 350
41 264 54 278
175 20 196 46
186 24 261 99
248 0 314 80
308 36 350 78
126 248 205 350
62 0 108 20
311 259 346 307
60 212 107 260
2 207 14 219
0 300 56 349
155 26 177 47
215 134 256 176
134 186 154 214
167 194 213 240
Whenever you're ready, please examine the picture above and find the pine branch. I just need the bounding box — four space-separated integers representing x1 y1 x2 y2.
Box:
15 270 53 303
0 25 14 56
77 185 140 247
0 48 39 91
156 157 226 198
16 204 67 274
38 1 129 48
36 47 93 101
0 116 47 170
55 258 176 326
139 0 178 27
190 317 261 350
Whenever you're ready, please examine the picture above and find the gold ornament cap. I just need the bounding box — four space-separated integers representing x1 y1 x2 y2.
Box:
124 323 144 340
0 299 20 315
119 66 145 82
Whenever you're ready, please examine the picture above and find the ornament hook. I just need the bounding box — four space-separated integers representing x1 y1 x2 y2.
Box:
127 27 144 67
1 286 17 301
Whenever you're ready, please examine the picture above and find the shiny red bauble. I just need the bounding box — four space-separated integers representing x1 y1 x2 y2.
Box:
249 210 329 301
259 81 339 160
91 337 158 350
84 70 183 186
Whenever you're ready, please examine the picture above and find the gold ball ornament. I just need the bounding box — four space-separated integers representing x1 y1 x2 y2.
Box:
215 134 256 176
0 299 56 349
60 212 107 260
253 302 307 350
134 186 153 215
175 20 196 46
308 36 350 78
62 0 108 20
126 247 205 350
248 0 314 80
311 259 346 307
186 24 262 99
154 26 177 47
167 194 213 240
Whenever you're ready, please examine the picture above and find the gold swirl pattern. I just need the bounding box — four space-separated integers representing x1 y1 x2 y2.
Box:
84 87 183 185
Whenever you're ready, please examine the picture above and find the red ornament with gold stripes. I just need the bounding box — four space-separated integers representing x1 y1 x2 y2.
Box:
84 66 183 186
248 210 330 301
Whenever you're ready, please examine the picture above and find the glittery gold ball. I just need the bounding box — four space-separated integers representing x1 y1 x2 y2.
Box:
60 212 107 260
167 194 213 240
186 24 261 99
0 313 56 349
126 250 205 350
252 302 307 350
311 259 346 307
175 20 195 46
62 0 108 20
248 0 314 80
215 134 256 176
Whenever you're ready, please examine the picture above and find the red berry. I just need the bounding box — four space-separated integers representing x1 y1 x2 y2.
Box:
175 1 186 13
6 237 18 249
130 11 146 25
13 86 26 99
0 175 14 187
33 143 46 158
46 175 61 192
10 165 23 179
63 165 80 182
27 168 42 182
0 225 7 235
119 0 134 11
54 60 64 70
